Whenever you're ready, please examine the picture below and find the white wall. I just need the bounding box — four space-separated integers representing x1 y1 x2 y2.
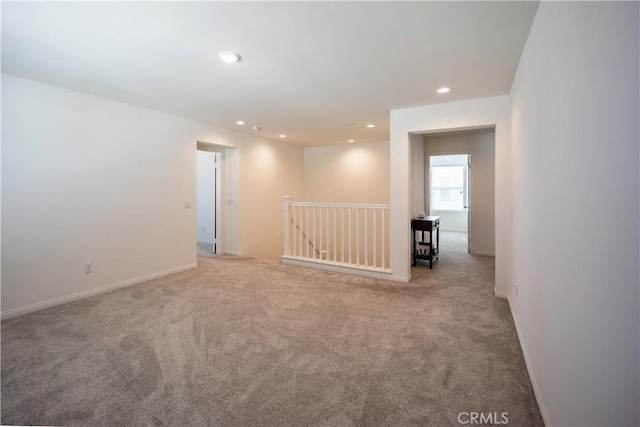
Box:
509 2 639 426
222 147 240 256
410 134 425 218
390 96 510 286
424 131 495 255
239 138 303 258
303 140 389 204
1 74 303 317
196 151 215 245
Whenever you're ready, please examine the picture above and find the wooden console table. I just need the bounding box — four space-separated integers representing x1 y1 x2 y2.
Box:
412 216 440 269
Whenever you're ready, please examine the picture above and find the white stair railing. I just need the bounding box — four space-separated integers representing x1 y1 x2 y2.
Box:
283 196 390 275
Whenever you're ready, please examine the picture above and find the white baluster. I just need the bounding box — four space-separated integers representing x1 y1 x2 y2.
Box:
348 208 352 264
333 207 337 262
364 208 368 267
373 208 377 268
292 204 297 256
297 206 302 257
356 208 360 266
283 196 291 257
341 208 344 263
305 206 309 258
297 205 301 257
325 207 329 261
381 209 387 268
312 207 316 259
319 207 322 260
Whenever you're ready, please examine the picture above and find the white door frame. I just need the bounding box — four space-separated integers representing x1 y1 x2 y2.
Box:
196 141 239 256
426 152 471 252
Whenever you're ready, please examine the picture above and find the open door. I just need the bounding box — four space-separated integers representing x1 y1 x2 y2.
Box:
196 150 221 254
213 152 219 253
428 154 470 253
465 154 470 253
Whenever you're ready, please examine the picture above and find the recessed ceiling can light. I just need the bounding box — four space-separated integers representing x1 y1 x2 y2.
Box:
437 87 451 93
279 134 287 138
252 126 261 131
218 51 241 63
348 139 355 143
236 120 245 125
366 124 376 128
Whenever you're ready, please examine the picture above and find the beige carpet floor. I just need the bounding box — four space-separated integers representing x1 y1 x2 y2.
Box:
437 230 469 253
1 239 542 426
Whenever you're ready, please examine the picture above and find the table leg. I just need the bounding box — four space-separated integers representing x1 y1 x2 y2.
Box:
412 230 416 267
429 228 433 269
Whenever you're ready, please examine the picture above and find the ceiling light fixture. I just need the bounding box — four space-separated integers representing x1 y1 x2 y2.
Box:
279 134 287 138
252 126 261 131
236 120 245 125
437 87 451 93
218 51 241 63
348 139 355 143
366 124 376 128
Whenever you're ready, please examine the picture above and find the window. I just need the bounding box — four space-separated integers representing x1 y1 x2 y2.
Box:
431 165 465 211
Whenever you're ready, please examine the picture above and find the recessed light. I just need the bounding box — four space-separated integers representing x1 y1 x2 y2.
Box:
218 51 241 63
279 134 287 138
236 120 245 125
366 124 376 128
437 87 451 93
348 139 355 143
252 126 261 131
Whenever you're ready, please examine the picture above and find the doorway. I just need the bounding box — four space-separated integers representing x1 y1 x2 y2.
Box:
428 154 470 253
196 150 220 255
418 127 496 258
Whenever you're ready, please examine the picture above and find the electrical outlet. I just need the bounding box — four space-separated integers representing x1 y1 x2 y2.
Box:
184 201 192 209
84 262 92 274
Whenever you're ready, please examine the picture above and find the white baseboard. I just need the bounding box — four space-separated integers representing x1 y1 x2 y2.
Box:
390 274 411 283
281 256 405 282
494 288 509 299
508 296 551 426
224 250 241 256
1 263 198 320
471 251 495 257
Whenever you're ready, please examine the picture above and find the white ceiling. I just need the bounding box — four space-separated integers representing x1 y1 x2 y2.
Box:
2 1 539 147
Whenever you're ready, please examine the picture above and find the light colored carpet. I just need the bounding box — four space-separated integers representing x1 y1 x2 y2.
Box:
1 246 542 426
197 241 215 257
439 230 469 253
